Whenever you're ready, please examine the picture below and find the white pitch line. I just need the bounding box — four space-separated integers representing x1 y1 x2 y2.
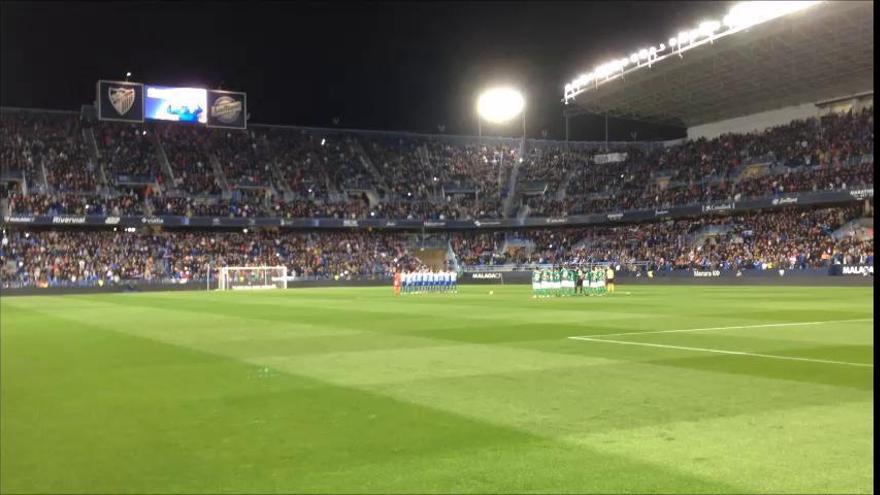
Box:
567 336 873 368
571 318 874 339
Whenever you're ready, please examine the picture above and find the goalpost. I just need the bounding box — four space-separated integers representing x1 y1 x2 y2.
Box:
217 266 288 291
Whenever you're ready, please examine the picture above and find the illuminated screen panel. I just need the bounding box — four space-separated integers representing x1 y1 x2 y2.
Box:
144 85 208 123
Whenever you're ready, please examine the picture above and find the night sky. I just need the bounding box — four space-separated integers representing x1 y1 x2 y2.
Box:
1 1 730 140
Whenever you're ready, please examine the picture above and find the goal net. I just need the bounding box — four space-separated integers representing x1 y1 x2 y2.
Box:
218 266 288 291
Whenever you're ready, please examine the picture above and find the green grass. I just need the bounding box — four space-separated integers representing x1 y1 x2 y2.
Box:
0 285 873 494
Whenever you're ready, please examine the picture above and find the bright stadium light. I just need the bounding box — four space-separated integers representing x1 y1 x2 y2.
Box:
724 1 819 29
477 87 524 124
699 20 722 36
564 0 822 102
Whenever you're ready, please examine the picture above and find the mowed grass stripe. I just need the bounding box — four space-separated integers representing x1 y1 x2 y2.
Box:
0 305 740 494
1 285 873 493
82 290 663 329
562 401 873 494
5 286 874 390
21 296 625 385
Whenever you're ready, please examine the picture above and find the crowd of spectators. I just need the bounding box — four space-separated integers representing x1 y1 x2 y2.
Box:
1 114 41 183
1 230 160 286
158 124 222 195
531 108 874 215
6 188 147 216
258 128 331 197
1 111 97 192
0 230 426 287
453 206 872 273
96 123 161 181
2 205 871 288
1 108 873 222
207 129 274 187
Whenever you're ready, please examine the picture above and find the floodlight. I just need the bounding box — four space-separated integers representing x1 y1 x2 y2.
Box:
564 0 823 102
699 20 721 36
723 1 819 30
477 87 525 124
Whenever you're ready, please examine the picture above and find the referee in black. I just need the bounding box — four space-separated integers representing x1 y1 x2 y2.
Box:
575 267 585 295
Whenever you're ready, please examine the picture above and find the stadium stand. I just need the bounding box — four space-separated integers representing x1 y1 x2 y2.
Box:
1 205 872 288
0 104 874 288
1 107 873 220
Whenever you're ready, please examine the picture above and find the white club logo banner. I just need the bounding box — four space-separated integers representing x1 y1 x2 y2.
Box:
108 86 136 116
210 96 243 124
842 266 873 276
771 197 798 206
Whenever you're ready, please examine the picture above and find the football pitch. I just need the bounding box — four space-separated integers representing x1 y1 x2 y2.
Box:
0 285 873 494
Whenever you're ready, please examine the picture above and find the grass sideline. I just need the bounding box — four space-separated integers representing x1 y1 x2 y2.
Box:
0 284 873 494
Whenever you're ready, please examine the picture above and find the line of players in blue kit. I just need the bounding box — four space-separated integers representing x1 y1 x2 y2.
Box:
393 270 458 295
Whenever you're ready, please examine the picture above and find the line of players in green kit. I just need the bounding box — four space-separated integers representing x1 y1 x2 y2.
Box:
531 266 608 298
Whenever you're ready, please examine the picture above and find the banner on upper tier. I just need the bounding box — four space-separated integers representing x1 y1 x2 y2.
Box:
1 189 872 229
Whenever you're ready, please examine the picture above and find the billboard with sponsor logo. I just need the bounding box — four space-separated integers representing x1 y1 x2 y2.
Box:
702 202 734 213
463 272 505 284
97 81 246 129
97 80 144 123
771 197 799 206
207 90 247 129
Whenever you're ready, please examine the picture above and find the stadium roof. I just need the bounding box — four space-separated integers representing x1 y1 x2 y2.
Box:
563 1 874 128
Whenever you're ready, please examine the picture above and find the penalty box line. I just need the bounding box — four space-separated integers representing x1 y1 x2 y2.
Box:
566 336 873 368
570 318 874 339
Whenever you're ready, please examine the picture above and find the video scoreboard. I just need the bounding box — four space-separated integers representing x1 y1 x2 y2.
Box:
97 80 247 129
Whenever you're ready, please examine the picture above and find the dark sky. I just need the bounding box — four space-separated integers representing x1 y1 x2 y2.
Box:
1 1 729 140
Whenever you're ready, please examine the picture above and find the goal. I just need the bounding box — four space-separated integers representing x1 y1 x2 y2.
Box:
217 266 288 291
